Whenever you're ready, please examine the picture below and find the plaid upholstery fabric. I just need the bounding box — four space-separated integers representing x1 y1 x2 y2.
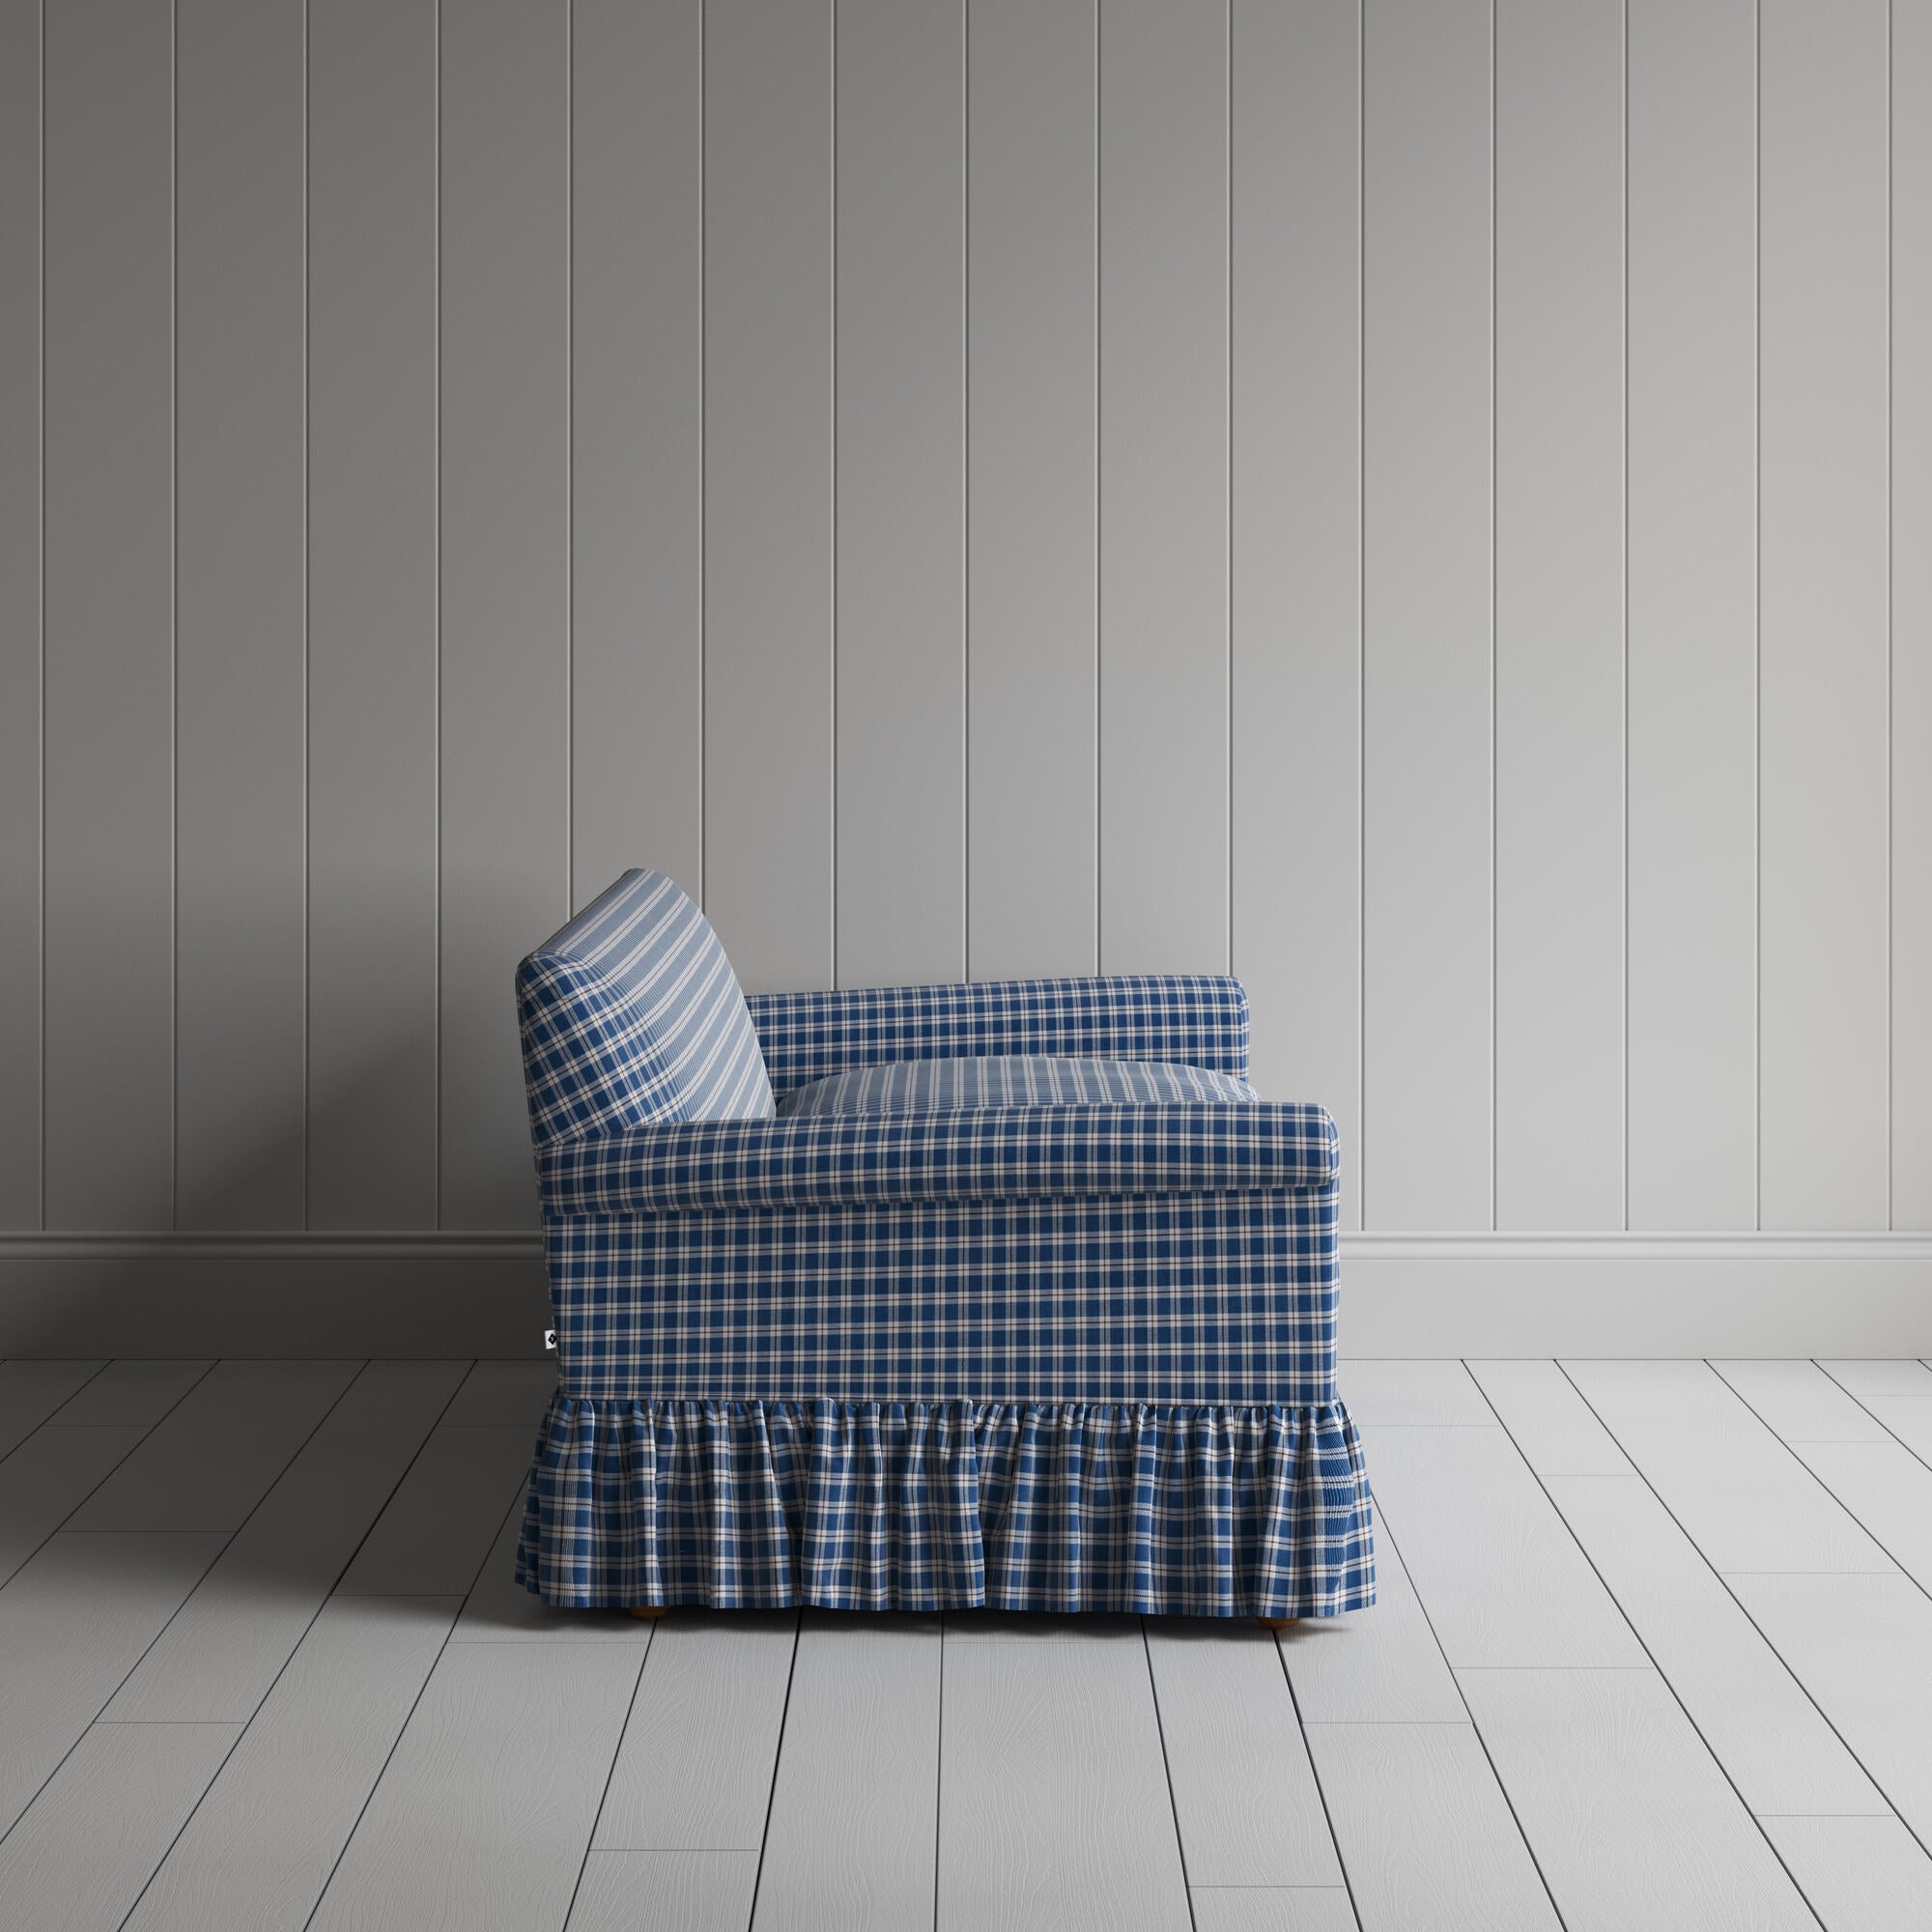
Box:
515 1397 1374 1618
537 1101 1339 1216
778 1052 1258 1117
746 975 1250 1098
545 1186 1337 1405
516 894 1372 1618
517 869 773 1140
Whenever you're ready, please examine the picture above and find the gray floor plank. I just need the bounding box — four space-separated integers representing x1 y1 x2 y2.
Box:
1341 1360 1493 1426
0 1423 148 1586
1564 1360 1897 1573
1189 1890 1359 1932
1759 1816 1932 1932
0 1360 105 1459
1147 1620 1343 1888
106 1359 469 1720
1786 1441 1932 1592
450 1493 646 1645
1544 1473 1887 1816
1861 1395 1932 1463
1278 1515 1466 1724
595 1610 797 1852
1713 1360 1890 1441
48 1358 213 1425
1818 1361 1932 1398
1465 1360 1634 1474
123 1596 461 1932
1474 1356 1887 1815
1456 1667 1818 1932
0 1531 226 1834
0 1720 241 1931
568 1851 761 1932
1729 1573 1932 1845
753 1613 940 1932
1363 1424 1648 1667
66 1360 362 1532
1302 1721 1559 1932
309 1641 642 1932
334 1421 534 1595
938 1617 1194 1932
440 1357 557 1426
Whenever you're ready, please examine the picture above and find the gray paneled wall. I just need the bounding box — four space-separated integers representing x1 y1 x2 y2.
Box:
0 0 1923 1239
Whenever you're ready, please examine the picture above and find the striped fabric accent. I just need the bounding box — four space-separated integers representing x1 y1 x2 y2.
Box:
544 1184 1339 1405
516 1396 1376 1618
517 869 774 1141
746 975 1250 1098
536 1101 1340 1216
777 1052 1258 1117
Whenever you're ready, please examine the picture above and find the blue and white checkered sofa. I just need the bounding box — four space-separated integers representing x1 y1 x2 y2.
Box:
514 869 1374 1619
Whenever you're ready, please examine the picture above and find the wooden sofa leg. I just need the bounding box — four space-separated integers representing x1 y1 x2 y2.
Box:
629 1606 669 1621
1257 1617 1299 1631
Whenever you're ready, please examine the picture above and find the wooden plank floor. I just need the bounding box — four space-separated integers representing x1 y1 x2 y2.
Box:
2 1357 1932 1930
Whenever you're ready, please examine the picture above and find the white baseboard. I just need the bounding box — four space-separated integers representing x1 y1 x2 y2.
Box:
1339 1232 1932 1356
0 1229 1926 1357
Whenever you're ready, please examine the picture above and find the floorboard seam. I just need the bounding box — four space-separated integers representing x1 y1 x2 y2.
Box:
930 1613 945 1932
0 1357 216 1590
1470 1359 1830 1931
1553 1360 1932 1871
1138 1617 1200 1932
558 1619 655 1932
286 1362 503 1932
740 1609 803 1932
0 1356 339 1863
1272 1629 1365 1932
110 1355 476 1932
1367 1377 1574 1932
1703 1358 1932 1605
1815 1362 1932 1477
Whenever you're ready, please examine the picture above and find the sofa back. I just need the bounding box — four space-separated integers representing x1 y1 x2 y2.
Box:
516 870 776 1143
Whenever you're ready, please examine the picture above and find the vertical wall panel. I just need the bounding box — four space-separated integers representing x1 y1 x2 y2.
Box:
703 0 834 994
439 0 570 1229
1758 0 1889 1229
572 0 702 912
1492 0 1625 1230
1360 0 1492 1230
1098 0 1228 974
0 0 40 1228
307 0 440 1229
1896 0 1932 1228
835 0 965 989
1230 0 1361 1218
966 0 1097 980
175 0 306 1229
42 0 175 1228
1625 0 1757 1229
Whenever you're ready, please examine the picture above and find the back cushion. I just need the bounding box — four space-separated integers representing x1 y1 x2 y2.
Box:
517 870 776 1142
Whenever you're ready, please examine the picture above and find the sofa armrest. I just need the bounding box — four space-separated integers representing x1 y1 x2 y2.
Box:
743 975 1250 1098
536 1100 1335 1216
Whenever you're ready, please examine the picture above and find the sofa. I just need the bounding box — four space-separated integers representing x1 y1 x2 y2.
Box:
513 868 1374 1619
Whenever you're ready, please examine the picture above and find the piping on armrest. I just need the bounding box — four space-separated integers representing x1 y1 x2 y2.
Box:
536 1099 1336 1216
744 974 1250 1098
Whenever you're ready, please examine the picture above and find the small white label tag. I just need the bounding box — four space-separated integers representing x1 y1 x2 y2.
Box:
543 1329 558 1353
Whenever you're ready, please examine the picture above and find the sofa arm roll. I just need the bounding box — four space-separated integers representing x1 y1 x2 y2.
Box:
744 975 1250 1098
536 1100 1337 1216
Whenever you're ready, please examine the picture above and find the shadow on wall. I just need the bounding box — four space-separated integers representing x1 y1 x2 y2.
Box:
8 1051 548 1357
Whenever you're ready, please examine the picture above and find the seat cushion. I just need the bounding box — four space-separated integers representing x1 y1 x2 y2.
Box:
775 1052 1258 1119
518 869 775 1139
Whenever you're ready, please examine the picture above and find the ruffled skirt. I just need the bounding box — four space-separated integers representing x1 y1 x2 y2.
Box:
516 1394 1374 1618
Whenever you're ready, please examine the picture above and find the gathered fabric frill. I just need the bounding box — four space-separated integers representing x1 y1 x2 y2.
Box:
516 1393 1374 1619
